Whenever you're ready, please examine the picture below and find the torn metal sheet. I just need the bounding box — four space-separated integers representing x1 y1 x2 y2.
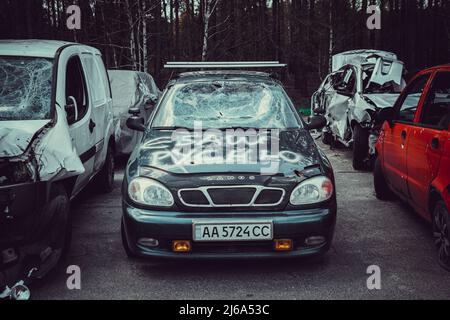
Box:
33 107 85 181
325 93 351 140
368 58 404 87
0 104 84 184
364 93 399 109
332 50 398 72
0 120 49 157
108 70 161 155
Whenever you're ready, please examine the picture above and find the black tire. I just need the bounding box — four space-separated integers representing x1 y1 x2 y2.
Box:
95 144 115 193
121 220 138 259
352 124 369 171
42 184 71 264
373 157 395 201
322 130 333 145
432 201 450 271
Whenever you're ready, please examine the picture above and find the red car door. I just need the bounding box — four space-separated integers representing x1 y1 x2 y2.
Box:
407 71 450 218
382 73 432 198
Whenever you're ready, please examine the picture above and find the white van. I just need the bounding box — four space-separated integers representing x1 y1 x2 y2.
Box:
0 40 115 288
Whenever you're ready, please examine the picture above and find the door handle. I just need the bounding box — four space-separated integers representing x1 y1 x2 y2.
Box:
89 119 96 133
431 137 439 150
401 130 407 141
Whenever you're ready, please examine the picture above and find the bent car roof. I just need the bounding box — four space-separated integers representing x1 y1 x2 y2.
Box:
171 70 278 84
0 39 100 58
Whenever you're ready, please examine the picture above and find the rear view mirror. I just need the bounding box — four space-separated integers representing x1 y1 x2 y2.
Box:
307 115 327 131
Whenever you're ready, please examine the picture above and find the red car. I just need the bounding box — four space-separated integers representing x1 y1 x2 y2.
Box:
374 65 450 270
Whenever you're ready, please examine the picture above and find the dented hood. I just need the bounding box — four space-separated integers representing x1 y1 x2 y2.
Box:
364 93 400 109
0 120 50 157
137 129 321 176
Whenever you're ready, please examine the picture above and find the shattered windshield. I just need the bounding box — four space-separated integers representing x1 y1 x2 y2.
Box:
0 56 53 121
152 81 301 129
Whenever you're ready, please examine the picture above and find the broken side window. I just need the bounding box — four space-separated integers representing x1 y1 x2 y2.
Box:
0 56 53 121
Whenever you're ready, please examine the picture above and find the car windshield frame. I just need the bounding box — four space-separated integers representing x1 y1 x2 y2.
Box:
150 79 303 130
0 55 55 121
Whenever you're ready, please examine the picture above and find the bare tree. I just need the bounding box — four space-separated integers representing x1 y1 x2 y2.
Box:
201 0 220 61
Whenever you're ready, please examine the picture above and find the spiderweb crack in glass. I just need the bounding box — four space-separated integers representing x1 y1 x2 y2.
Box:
0 57 53 121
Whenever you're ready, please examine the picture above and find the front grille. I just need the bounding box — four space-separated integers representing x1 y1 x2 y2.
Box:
208 188 255 205
178 185 285 208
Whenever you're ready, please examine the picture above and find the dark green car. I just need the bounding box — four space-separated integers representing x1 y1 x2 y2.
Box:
121 71 336 260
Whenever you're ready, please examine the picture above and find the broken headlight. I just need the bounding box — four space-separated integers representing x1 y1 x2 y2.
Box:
128 177 174 207
290 176 334 205
0 161 35 185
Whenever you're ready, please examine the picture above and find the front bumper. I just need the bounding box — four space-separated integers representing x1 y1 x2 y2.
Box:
122 201 337 260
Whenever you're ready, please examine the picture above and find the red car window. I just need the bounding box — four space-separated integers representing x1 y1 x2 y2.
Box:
396 74 430 123
420 71 450 129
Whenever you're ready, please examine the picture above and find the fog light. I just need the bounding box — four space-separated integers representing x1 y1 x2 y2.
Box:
172 240 191 252
274 239 293 251
137 238 159 248
305 236 326 247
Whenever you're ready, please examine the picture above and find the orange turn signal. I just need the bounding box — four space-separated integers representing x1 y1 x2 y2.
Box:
172 240 192 252
274 239 293 251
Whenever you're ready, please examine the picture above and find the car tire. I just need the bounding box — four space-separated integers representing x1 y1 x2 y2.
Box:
373 157 395 201
41 184 71 265
432 201 450 271
121 220 138 259
322 130 333 145
96 144 115 193
352 124 369 171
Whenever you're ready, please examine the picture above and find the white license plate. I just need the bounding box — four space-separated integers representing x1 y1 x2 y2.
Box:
192 221 273 242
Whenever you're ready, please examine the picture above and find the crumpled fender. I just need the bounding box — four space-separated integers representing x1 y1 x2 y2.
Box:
349 94 374 126
33 106 85 181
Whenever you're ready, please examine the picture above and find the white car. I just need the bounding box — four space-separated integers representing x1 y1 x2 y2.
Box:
0 40 115 292
311 50 407 170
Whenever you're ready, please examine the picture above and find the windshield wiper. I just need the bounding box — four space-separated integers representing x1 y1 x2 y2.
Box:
152 126 194 131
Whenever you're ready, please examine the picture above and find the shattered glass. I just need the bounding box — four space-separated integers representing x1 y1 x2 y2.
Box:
153 81 301 129
0 57 53 121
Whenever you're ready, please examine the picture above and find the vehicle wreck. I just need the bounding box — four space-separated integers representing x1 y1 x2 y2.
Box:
1 40 115 299
311 50 406 170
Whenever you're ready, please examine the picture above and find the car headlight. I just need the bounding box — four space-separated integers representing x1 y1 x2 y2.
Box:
128 177 174 207
290 176 334 205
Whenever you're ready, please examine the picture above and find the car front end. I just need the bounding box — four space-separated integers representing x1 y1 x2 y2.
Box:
121 74 336 260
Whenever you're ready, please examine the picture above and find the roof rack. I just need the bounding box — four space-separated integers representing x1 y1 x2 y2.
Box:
164 61 287 69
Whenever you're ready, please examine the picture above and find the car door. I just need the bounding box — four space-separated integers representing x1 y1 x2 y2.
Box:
406 71 450 217
327 67 355 140
81 52 110 172
382 73 432 198
60 48 96 195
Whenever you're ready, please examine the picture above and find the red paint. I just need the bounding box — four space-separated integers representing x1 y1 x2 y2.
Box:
376 65 450 221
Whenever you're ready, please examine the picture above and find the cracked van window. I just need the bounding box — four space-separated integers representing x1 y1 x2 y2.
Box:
152 81 301 129
0 56 53 121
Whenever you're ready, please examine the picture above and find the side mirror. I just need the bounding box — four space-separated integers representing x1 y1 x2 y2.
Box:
126 115 146 132
377 107 395 126
306 115 327 131
65 96 78 125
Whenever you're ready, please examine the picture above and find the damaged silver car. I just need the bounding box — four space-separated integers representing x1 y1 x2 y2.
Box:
108 70 161 156
311 50 406 170
0 40 115 299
